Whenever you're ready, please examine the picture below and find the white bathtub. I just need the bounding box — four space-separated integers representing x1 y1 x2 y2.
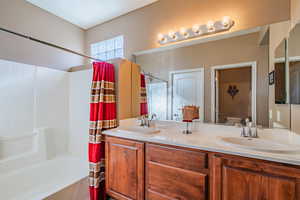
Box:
0 131 36 159
0 129 88 200
0 155 88 200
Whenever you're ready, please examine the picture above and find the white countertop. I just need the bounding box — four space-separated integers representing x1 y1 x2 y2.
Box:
103 119 300 166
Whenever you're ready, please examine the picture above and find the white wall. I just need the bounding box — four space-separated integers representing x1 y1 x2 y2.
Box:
69 70 93 160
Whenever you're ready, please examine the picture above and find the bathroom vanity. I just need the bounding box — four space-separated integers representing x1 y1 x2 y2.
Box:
103 121 300 200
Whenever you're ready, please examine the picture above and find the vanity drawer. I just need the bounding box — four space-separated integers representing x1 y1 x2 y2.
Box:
146 144 208 171
147 161 207 200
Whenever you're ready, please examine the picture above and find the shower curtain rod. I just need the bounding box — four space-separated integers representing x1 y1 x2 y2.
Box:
144 72 168 83
0 27 104 62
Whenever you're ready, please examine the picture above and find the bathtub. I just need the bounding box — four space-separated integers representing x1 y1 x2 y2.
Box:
0 155 88 200
0 129 88 200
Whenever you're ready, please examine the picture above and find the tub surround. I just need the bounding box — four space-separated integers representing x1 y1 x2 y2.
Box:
0 155 88 200
103 119 300 166
0 127 88 200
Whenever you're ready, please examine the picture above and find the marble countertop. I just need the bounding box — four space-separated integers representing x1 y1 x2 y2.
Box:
103 119 300 166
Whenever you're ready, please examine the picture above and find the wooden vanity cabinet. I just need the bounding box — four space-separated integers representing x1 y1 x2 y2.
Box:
105 136 300 200
146 144 209 200
105 136 145 200
211 154 300 200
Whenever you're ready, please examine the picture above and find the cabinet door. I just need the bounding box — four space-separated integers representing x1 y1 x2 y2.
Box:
211 154 300 200
105 136 144 200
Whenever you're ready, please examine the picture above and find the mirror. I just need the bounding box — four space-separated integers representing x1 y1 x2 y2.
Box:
271 22 300 130
136 26 269 127
272 38 290 129
274 39 288 104
144 74 168 120
288 23 300 105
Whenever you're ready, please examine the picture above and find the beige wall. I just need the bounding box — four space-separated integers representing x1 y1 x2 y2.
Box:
289 25 300 57
0 0 85 70
86 0 290 60
291 0 300 27
136 32 269 126
292 105 300 133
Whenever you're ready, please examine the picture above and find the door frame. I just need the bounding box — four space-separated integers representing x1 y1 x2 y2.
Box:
169 68 205 122
211 61 257 124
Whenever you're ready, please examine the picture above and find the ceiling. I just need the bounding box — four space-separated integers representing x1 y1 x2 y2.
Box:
25 0 158 29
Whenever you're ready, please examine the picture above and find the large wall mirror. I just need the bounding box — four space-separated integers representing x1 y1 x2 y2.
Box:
274 39 288 104
271 22 300 130
273 38 291 129
135 25 269 127
288 24 300 105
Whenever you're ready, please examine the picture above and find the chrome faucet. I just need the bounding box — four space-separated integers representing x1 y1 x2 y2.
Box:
240 118 258 138
139 114 157 127
139 116 147 127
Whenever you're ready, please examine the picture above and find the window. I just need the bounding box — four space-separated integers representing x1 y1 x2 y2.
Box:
91 35 124 61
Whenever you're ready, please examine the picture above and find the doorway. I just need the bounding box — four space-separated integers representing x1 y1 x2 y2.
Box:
170 68 204 121
211 62 257 125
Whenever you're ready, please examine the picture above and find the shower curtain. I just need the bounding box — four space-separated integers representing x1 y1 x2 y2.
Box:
140 74 148 116
89 62 117 200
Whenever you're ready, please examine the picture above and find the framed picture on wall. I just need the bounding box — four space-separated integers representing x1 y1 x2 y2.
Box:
269 71 275 85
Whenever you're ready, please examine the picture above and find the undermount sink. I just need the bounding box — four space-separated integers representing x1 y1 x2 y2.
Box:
117 126 160 134
219 137 300 154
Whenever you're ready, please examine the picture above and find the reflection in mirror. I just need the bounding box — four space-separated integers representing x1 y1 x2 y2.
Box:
274 39 287 104
136 27 269 127
288 24 300 104
144 73 168 120
271 23 291 130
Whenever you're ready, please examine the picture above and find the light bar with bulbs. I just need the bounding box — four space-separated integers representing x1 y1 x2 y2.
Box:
157 16 234 45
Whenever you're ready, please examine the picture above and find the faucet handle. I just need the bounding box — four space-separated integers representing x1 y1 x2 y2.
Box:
251 127 258 138
250 124 258 138
150 114 157 120
139 116 145 126
241 127 246 137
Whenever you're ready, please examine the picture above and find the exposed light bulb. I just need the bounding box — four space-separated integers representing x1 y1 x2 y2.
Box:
157 33 166 43
192 24 201 34
180 27 189 38
222 16 231 28
207 20 215 32
157 16 234 44
168 30 177 40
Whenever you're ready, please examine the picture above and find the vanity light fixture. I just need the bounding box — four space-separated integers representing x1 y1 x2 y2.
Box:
180 27 189 38
168 30 177 40
222 16 232 28
157 33 166 43
206 20 215 32
192 24 201 35
157 16 234 45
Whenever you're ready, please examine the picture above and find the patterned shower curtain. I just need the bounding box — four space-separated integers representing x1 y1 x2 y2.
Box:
140 74 148 116
89 62 117 200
